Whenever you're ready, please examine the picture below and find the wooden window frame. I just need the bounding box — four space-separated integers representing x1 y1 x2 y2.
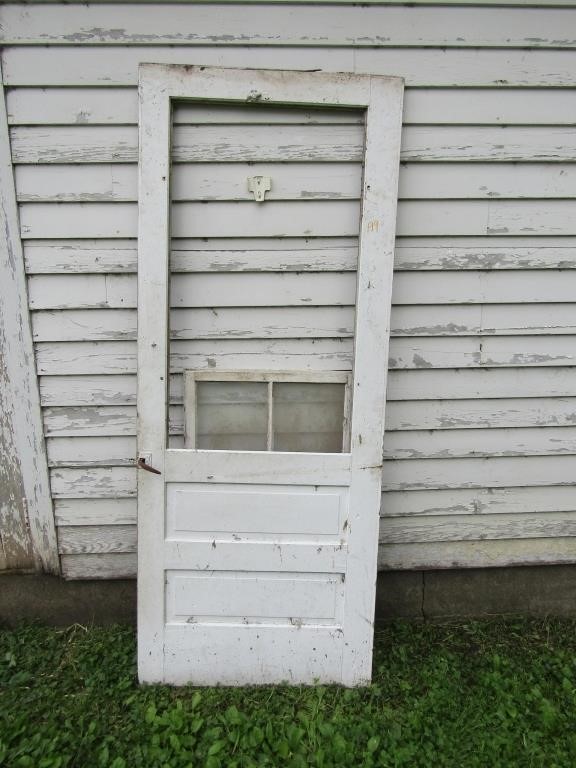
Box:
184 370 353 452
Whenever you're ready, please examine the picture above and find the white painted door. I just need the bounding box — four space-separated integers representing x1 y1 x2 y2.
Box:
137 66 403 685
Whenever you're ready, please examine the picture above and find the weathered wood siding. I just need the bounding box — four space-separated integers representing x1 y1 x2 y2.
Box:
2 0 576 578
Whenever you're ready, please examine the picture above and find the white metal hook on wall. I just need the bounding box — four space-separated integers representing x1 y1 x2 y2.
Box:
247 175 272 202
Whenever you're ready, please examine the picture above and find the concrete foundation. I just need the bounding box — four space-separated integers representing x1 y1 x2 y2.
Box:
1 566 575 628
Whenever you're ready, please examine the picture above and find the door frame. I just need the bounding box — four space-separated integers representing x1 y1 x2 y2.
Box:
137 64 404 684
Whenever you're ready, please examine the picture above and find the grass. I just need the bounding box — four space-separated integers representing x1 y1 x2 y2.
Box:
1 620 575 767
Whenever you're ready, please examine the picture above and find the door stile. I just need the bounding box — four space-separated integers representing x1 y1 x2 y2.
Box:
341 79 404 684
137 70 172 683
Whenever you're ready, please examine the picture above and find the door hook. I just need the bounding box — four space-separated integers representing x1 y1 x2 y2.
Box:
137 456 162 475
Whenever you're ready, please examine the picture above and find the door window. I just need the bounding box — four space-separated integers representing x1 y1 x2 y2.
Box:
184 371 351 453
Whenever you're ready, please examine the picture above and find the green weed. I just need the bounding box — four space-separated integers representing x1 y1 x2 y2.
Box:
0 620 575 767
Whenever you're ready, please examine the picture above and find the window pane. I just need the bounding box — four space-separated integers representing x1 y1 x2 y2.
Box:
196 381 268 451
272 382 345 453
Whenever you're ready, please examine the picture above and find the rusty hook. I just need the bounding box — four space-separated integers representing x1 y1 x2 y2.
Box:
136 457 162 475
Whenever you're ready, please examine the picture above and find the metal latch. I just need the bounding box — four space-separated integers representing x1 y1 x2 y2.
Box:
137 453 161 475
247 175 271 202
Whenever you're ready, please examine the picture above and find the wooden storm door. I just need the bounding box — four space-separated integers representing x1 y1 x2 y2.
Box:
137 65 403 685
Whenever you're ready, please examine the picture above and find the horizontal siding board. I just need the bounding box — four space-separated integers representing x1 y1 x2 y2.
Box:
23 238 359 274
40 374 137 406
380 511 576 544
16 163 576 203
57 512 576 555
378 539 576 570
390 336 576 369
22 237 576 274
47 436 136 466
60 552 136 579
386 398 576 431
19 200 576 239
26 271 576 310
54 483 576 531
16 162 363 203
42 398 576 437
45 427 576 466
43 406 141 437
384 427 576 460
12 125 576 165
385 368 576 401
28 273 356 310
33 336 576 375
3 5 575 48
381 486 576 518
8 87 576 127
33 307 357 342
58 524 136 554
54 498 137 526
381 455 576 491
34 339 355 375
4 47 576 88
48 456 576 498
59 538 576 579
49 467 136 498
30 304 576 342
394 239 576 271
38 367 576 407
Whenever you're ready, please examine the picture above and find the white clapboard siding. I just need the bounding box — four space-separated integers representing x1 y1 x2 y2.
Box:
34 340 354 376
54 498 137 527
8 87 576 127
385 368 576 401
28 273 357 310
383 427 576 460
42 398 576 437
23 238 360 274
5 3 576 578
47 436 137 467
390 336 576 369
59 536 576 579
20 200 362 238
60 553 137 579
11 125 576 165
15 163 363 203
58 525 137 555
48 455 576 500
37 367 576 407
19 200 576 239
32 307 357 342
15 163 576 203
30 303 576 342
3 5 575 48
26 271 576 310
51 483 576 529
5 47 576 88
56 511 576 557
394 238 576 271
378 539 576 571
382 455 576 492
46 427 576 467
381 512 576 544
381 485 576 518
40 374 138 406
22 237 576 274
33 336 576 376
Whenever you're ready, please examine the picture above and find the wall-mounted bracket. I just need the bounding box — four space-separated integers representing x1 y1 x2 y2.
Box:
247 175 271 202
